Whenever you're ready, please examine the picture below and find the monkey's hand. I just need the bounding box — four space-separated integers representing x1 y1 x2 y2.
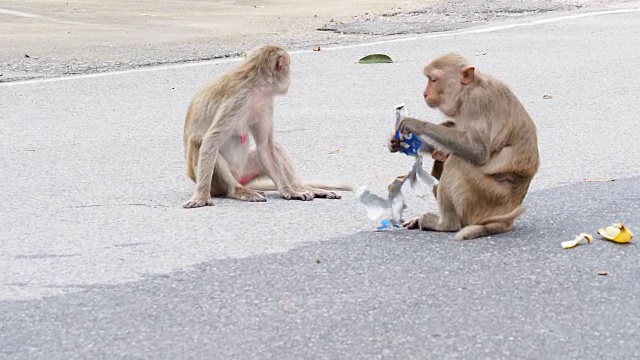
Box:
397 117 427 137
432 149 449 162
183 196 215 208
388 135 402 153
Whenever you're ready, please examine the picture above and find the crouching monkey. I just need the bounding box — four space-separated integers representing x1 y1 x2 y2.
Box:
392 53 539 240
183 45 351 208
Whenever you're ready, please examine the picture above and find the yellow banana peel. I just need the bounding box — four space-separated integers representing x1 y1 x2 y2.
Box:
597 223 633 244
562 233 593 249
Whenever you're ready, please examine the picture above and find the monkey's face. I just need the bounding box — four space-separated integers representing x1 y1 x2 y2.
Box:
423 69 451 109
423 68 464 117
423 74 440 108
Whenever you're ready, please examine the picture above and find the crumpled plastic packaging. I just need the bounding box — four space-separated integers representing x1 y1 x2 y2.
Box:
393 104 422 157
355 104 438 231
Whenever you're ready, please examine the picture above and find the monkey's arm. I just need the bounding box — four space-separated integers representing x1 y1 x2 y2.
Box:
398 117 488 166
189 113 237 198
250 117 301 193
389 120 455 154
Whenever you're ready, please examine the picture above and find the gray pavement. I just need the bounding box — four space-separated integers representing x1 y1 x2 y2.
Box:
1 176 639 359
2 7 640 358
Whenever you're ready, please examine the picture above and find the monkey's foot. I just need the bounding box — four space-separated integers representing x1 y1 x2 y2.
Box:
281 189 314 201
308 188 341 199
418 213 440 230
230 187 267 202
402 213 440 230
183 197 215 208
402 217 421 230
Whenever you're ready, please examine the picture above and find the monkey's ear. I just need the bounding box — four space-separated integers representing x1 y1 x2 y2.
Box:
461 66 475 85
275 55 285 72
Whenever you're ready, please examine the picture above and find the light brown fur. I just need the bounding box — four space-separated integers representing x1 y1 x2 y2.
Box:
395 53 539 240
182 45 351 208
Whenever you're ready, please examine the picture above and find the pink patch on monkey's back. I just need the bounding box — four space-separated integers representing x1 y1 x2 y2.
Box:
240 134 246 144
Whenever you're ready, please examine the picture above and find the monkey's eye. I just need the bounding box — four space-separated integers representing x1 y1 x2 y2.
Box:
428 76 437 83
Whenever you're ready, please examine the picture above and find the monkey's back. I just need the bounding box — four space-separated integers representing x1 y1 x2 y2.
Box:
440 80 539 225
477 78 540 181
182 73 236 181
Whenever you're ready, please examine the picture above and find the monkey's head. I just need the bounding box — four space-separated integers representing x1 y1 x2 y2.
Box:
422 53 475 117
246 45 292 95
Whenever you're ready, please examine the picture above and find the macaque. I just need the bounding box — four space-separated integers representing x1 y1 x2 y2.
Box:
183 45 351 208
391 53 539 240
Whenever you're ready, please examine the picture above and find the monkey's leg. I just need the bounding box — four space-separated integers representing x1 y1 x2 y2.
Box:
184 143 264 207
403 213 438 230
260 143 317 201
454 221 514 241
403 213 460 232
183 140 219 208
269 145 340 199
214 154 266 202
404 182 461 232
246 148 338 200
306 187 341 199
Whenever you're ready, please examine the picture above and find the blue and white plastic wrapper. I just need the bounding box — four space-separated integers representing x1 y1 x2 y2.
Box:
376 219 400 231
394 104 422 157
408 156 439 188
354 184 405 232
355 103 440 231
355 157 438 232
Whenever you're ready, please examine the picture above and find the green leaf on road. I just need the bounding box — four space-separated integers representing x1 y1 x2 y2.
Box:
357 54 393 64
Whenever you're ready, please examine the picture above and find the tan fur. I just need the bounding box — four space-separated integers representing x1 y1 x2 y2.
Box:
182 45 349 208
397 53 539 239
185 134 201 182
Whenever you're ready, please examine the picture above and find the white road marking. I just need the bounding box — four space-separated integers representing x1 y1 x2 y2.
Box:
0 8 43 18
1 7 639 87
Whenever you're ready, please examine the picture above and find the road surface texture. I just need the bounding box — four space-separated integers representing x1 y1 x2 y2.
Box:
2 178 640 358
0 0 630 82
2 4 640 359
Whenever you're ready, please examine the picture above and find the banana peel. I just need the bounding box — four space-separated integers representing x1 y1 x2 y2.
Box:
597 223 633 244
562 233 593 249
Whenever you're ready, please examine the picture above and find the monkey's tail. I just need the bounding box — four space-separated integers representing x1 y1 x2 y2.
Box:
244 177 353 192
454 206 525 240
476 205 525 226
456 206 524 240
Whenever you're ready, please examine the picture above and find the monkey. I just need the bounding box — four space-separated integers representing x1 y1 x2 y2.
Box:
391 52 539 240
183 45 351 208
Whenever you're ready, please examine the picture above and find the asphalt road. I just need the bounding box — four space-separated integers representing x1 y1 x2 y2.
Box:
2 177 639 359
2 7 640 358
